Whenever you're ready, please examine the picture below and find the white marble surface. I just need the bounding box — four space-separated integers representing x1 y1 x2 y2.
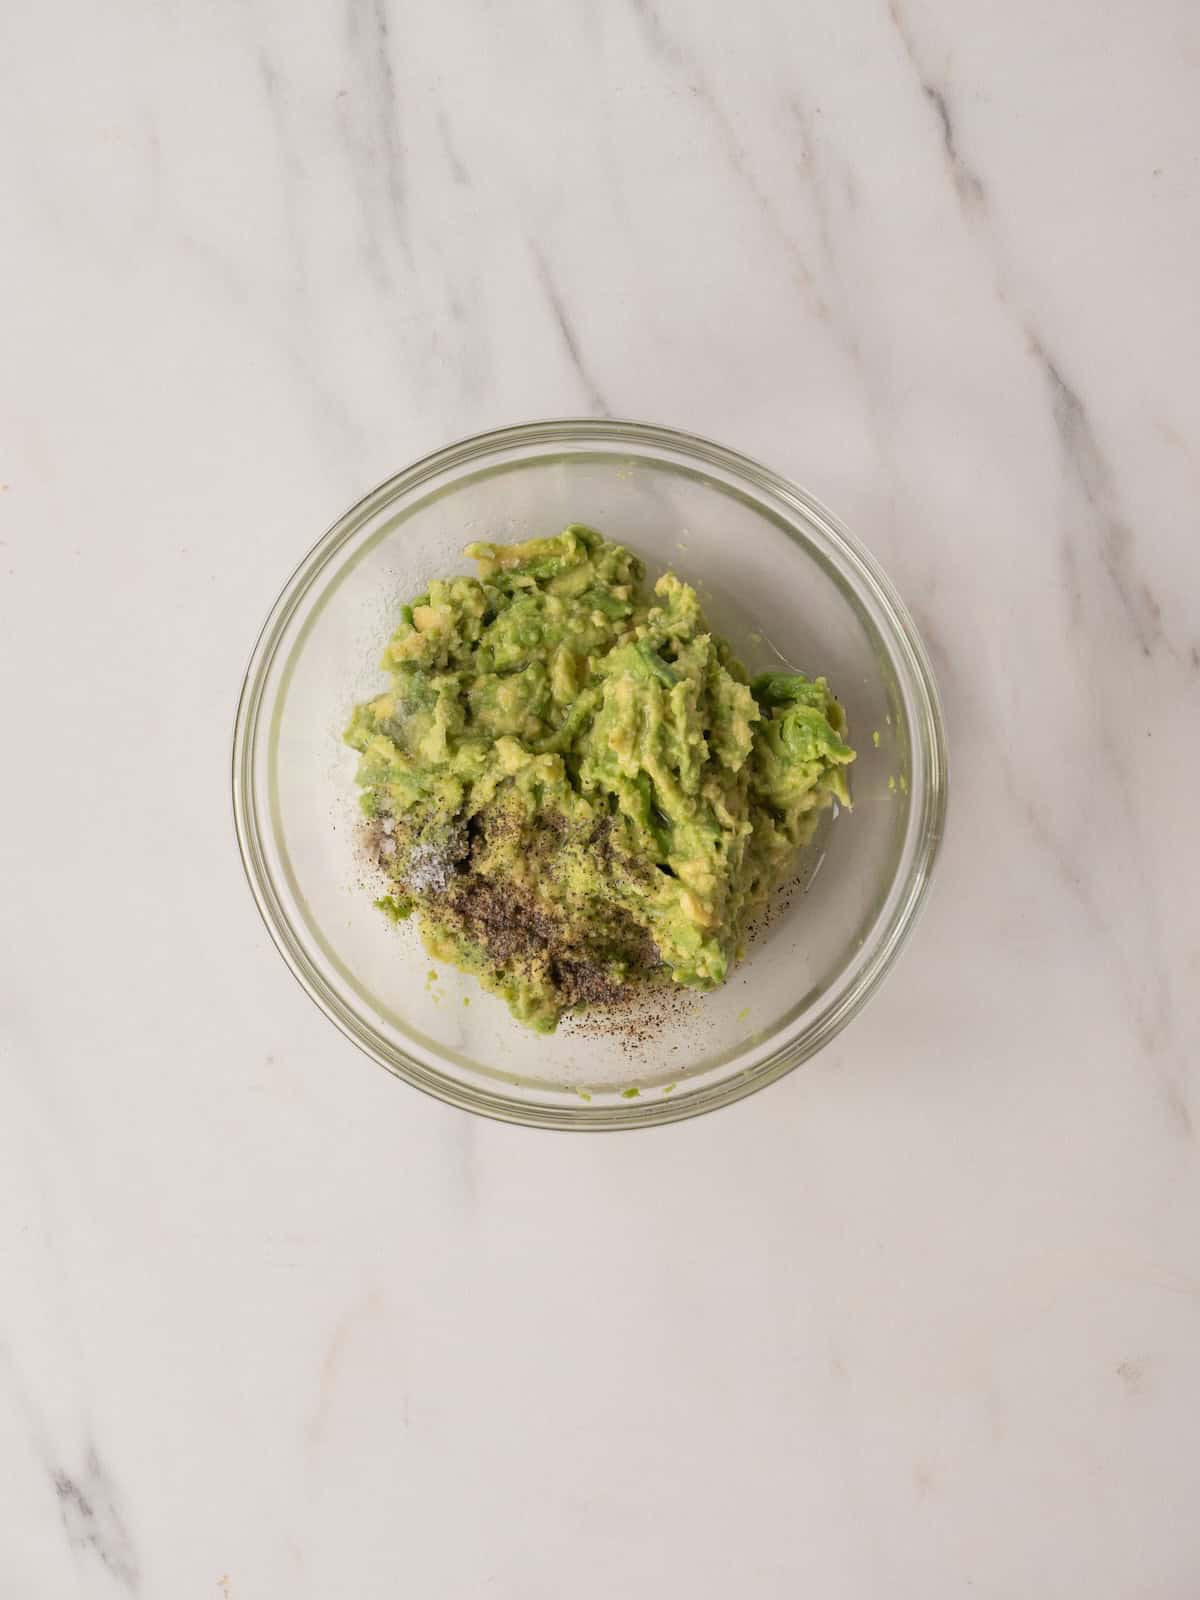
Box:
3 0 1199 1593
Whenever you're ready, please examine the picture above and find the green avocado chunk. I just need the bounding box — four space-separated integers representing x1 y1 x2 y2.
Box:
345 525 854 1032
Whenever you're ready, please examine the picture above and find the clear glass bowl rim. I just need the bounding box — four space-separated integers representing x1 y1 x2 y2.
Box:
232 418 948 1130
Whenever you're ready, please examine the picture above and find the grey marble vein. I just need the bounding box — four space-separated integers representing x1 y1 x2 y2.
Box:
436 108 470 188
887 0 987 214
354 0 407 241
1026 329 1168 661
256 49 310 298
888 0 1179 668
54 1445 141 1591
780 90 878 384
783 95 839 288
342 0 411 277
1 1342 140 1591
173 223 367 458
529 243 608 414
998 747 1189 1136
626 0 825 311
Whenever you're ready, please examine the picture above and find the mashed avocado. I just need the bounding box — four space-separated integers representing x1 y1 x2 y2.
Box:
345 525 853 1032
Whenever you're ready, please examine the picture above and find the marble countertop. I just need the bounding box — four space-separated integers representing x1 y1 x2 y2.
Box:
4 1 1199 1594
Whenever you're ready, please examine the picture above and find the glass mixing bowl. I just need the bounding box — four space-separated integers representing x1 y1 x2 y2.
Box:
233 421 947 1128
